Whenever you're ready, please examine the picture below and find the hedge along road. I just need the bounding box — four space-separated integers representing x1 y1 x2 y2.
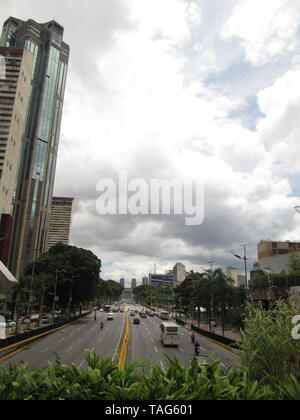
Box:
0 311 126 370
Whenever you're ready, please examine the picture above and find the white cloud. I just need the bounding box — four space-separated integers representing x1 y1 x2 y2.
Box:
1 0 300 281
222 0 300 65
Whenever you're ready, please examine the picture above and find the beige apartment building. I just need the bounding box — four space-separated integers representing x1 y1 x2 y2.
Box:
46 197 74 250
257 240 300 273
0 47 34 217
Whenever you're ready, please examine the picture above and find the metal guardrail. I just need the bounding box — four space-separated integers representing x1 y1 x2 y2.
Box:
191 324 240 349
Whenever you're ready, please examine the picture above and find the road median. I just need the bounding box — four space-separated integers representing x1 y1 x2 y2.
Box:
117 308 130 371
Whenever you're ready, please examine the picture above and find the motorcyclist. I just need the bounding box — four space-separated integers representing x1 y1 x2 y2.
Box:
191 332 196 344
194 341 200 356
100 321 104 329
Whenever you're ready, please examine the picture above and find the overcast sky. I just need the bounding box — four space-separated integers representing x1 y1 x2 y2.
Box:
2 0 300 286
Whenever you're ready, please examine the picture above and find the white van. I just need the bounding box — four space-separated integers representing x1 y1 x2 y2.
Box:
159 311 169 320
160 322 180 346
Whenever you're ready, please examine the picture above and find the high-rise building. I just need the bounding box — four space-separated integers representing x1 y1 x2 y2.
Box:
0 47 34 217
46 197 73 250
131 278 137 289
0 17 69 277
0 46 34 266
173 263 186 285
120 278 125 288
226 266 238 286
142 276 148 286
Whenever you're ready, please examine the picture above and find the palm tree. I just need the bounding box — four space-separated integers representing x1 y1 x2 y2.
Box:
201 268 235 336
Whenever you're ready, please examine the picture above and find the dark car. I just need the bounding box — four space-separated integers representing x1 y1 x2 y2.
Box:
133 318 140 325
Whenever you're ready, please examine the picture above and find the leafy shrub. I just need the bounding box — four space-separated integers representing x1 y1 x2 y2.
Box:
0 351 299 400
240 299 300 386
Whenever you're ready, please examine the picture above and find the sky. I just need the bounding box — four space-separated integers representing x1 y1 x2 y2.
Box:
2 0 300 287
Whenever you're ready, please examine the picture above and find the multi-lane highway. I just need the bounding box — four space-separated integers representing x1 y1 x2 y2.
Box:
128 305 240 369
0 306 240 371
0 311 125 370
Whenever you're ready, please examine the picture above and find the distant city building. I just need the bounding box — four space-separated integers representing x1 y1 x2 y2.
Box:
149 273 174 288
257 240 300 274
131 278 137 289
237 275 246 287
46 197 73 250
1 17 70 277
120 278 125 288
227 266 238 285
173 263 186 285
142 276 148 286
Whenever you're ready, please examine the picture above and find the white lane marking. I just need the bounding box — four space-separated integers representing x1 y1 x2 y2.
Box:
90 346 95 352
66 346 73 353
78 361 84 369
200 346 206 352
179 347 184 352
150 338 154 343
160 361 164 369
154 346 158 353
97 337 102 343
78 338 82 343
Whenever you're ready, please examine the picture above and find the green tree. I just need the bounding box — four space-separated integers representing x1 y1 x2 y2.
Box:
24 243 101 312
287 249 300 274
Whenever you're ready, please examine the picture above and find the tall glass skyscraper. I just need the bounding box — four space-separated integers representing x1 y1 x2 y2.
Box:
0 17 69 277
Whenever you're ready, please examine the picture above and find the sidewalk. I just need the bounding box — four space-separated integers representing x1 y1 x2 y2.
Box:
182 318 241 342
150 306 241 342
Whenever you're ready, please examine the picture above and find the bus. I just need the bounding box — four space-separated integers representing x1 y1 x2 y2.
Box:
159 311 169 320
160 322 180 346
104 305 111 313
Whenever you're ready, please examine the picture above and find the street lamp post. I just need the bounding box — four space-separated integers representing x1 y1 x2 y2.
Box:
51 268 65 325
28 248 39 327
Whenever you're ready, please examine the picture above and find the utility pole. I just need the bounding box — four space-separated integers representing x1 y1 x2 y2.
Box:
208 260 215 271
240 244 248 290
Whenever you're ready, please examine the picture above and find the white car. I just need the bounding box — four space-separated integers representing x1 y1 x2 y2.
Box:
107 313 114 320
6 320 16 328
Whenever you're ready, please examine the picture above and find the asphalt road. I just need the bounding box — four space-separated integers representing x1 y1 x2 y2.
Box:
128 305 240 370
0 311 125 370
0 307 240 372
